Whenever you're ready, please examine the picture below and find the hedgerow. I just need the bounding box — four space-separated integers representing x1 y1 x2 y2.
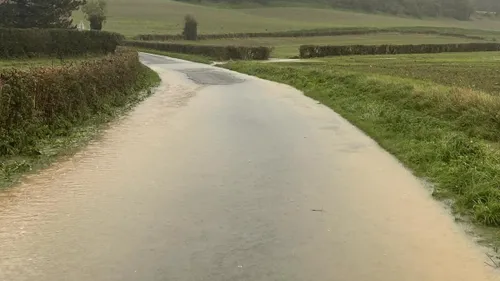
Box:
0 48 154 156
134 27 490 41
299 43 500 58
0 28 124 58
123 40 271 60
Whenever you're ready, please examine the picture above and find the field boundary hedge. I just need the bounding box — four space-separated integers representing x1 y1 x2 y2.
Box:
0 28 124 58
0 49 155 157
123 40 271 60
134 27 491 42
299 42 500 58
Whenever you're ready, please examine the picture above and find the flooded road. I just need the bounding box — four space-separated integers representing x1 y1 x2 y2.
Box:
0 53 499 281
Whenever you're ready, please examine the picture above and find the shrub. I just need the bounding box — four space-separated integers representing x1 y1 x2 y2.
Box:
183 15 198 41
299 43 500 58
123 40 271 60
0 28 123 58
0 49 149 156
82 0 108 31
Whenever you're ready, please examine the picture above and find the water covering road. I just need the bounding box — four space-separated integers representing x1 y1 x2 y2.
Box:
0 53 499 281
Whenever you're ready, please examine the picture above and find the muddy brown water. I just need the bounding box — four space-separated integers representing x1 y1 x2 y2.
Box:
0 53 499 281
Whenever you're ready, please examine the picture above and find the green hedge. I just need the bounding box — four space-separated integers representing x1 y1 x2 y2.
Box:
134 27 489 41
0 28 124 58
299 43 500 58
123 40 271 60
0 49 150 156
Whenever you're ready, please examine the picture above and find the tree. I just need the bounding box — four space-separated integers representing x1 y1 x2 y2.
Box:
0 1 15 27
0 0 86 28
183 14 198 41
82 0 107 30
172 0 480 21
492 2 500 17
452 0 474 20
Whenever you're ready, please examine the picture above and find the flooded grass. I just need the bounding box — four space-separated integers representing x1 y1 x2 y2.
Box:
225 51 500 247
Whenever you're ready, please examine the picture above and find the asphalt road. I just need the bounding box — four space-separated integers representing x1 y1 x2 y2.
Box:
0 53 498 281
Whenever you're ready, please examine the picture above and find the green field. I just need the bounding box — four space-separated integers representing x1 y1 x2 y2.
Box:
225 52 500 241
171 33 488 57
318 52 500 94
75 0 500 37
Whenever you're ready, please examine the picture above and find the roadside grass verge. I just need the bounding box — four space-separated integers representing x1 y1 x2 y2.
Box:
224 56 500 240
0 52 160 189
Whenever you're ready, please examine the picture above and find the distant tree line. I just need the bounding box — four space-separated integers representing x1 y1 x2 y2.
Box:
175 0 499 21
475 0 500 13
330 0 474 21
0 0 108 30
0 0 86 28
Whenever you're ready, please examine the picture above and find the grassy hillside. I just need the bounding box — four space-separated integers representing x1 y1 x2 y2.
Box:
75 0 500 37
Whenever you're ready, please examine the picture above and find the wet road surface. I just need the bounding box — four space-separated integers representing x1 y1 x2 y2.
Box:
0 53 499 281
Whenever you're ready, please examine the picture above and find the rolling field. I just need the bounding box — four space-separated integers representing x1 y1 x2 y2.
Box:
171 33 488 57
75 0 500 37
319 51 500 94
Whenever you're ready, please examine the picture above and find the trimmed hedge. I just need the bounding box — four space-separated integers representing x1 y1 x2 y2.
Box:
0 49 151 156
0 28 124 58
299 43 500 58
123 40 271 60
134 27 490 41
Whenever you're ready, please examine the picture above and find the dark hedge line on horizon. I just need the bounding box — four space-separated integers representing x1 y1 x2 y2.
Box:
0 28 124 58
133 27 490 42
122 40 271 60
299 42 500 58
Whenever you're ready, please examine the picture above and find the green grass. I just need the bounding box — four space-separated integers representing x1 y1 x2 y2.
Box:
224 52 500 244
173 33 488 57
73 0 500 37
133 47 214 63
318 52 500 94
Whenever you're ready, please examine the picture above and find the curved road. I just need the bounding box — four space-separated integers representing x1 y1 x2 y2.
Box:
0 53 499 281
